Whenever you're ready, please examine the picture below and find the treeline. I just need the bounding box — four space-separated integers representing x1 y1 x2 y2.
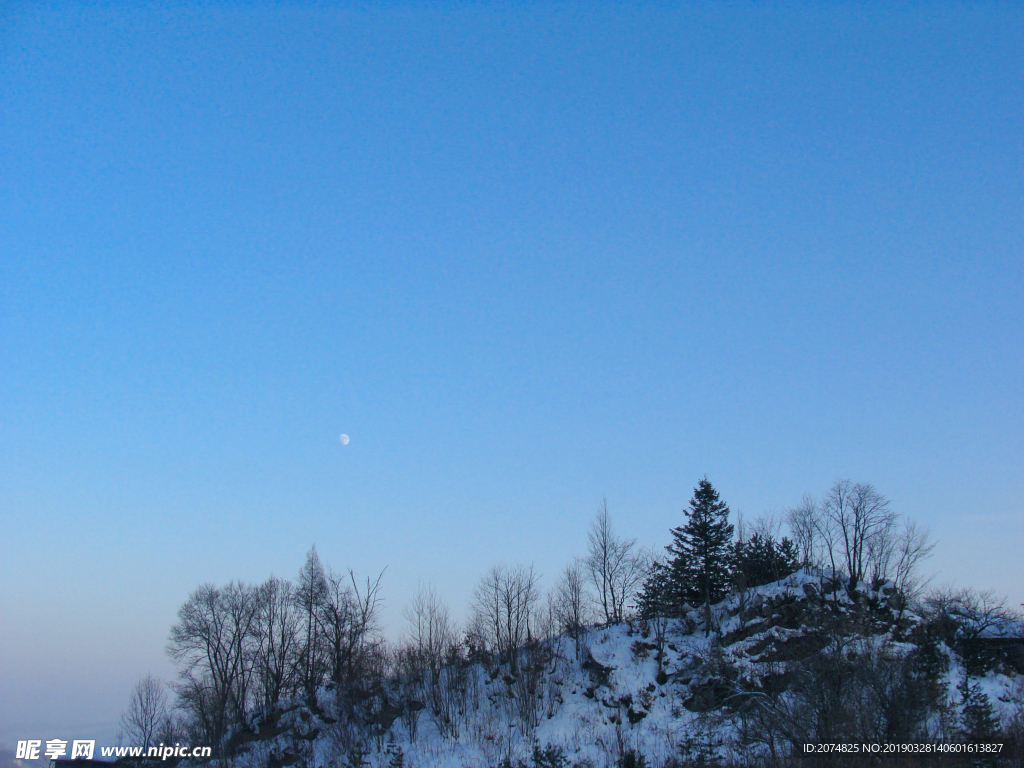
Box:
118 478 1019 766
637 477 934 630
165 552 387 756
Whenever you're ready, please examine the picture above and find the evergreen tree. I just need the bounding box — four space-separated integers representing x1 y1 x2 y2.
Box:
636 560 673 619
910 627 948 705
958 676 999 743
668 477 734 633
730 533 800 589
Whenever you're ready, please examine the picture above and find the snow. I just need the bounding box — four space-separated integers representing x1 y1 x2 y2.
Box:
216 571 1023 768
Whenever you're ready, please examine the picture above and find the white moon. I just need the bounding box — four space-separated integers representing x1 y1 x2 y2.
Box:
339 434 350 445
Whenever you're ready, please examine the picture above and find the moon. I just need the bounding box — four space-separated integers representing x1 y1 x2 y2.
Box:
339 434 350 445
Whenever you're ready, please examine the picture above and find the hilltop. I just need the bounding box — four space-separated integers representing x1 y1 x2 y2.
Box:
206 571 1023 768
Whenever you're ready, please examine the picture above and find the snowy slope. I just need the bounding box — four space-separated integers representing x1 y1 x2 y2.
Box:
223 572 1023 768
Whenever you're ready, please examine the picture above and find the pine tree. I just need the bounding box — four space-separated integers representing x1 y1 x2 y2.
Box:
730 533 800 589
637 561 673 619
958 676 999 743
668 477 734 633
910 627 948 705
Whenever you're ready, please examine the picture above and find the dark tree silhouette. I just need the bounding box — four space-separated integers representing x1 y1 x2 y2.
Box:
668 477 734 633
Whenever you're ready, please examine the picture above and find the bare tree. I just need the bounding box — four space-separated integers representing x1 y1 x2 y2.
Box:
320 567 385 691
737 635 933 757
925 588 1015 635
583 498 648 624
393 644 424 742
254 576 300 711
471 563 540 672
401 582 461 739
785 494 819 569
924 587 1017 676
404 581 457 682
889 520 935 608
319 570 357 692
751 511 782 542
733 511 751 626
350 568 387 671
820 480 898 594
164 552 389 754
168 581 262 748
553 559 590 658
120 674 170 753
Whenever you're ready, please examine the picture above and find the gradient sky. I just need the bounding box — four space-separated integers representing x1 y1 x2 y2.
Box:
2 1 1022 748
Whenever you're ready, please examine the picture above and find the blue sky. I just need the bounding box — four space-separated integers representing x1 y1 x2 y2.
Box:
1 1 1022 746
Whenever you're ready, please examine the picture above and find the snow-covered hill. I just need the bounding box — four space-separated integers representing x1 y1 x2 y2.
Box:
221 571 1023 768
